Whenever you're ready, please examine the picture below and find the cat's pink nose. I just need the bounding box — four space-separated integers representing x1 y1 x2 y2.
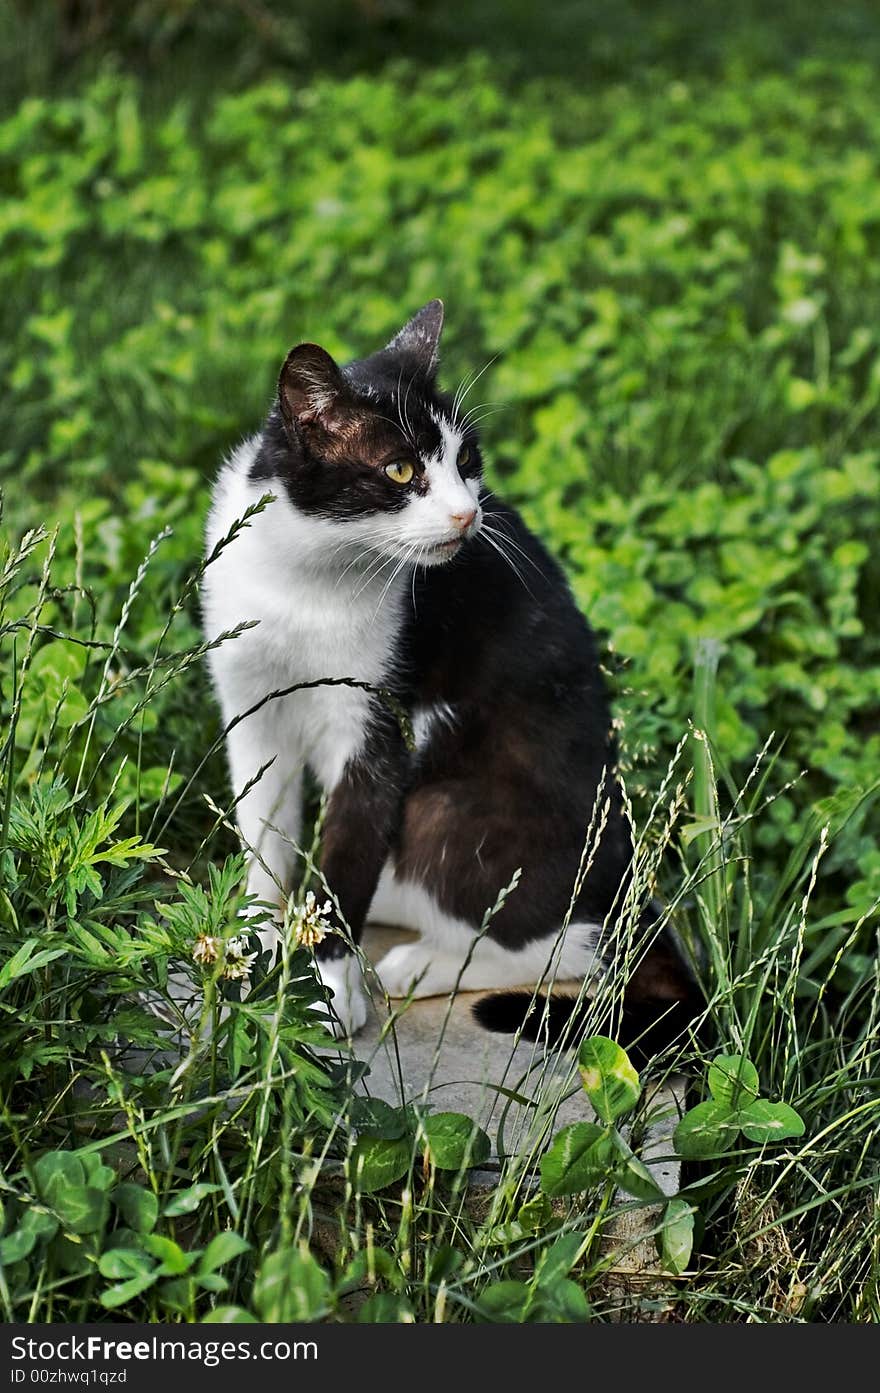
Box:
450 507 477 532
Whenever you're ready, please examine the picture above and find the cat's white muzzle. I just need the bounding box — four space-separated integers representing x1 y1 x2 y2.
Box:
422 513 482 565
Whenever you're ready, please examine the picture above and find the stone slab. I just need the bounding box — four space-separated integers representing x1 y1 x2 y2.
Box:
352 932 680 1163
343 926 686 1314
342 926 600 1159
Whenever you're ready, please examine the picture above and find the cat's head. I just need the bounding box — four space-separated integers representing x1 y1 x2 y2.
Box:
267 300 483 568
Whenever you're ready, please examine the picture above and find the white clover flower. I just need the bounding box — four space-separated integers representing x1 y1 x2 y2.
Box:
222 955 255 982
192 934 222 966
292 890 334 949
192 932 255 982
221 935 256 982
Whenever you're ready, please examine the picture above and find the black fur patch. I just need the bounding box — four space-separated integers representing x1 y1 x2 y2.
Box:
471 990 703 1070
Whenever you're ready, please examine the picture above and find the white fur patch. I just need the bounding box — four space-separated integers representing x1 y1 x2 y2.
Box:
368 866 601 998
412 700 458 750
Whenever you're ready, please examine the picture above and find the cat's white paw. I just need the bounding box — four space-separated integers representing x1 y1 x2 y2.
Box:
376 942 459 999
314 954 370 1037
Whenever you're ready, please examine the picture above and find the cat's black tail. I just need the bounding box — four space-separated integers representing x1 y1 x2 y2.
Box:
472 919 704 1070
471 991 700 1070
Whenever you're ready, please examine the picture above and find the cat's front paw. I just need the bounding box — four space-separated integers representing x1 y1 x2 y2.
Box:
314 953 370 1038
376 942 457 999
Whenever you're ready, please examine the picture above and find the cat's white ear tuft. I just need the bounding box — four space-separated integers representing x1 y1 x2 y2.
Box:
278 343 347 432
385 299 444 373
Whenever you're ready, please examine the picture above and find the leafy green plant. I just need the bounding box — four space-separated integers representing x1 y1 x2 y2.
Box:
534 1037 691 1279
350 1102 491 1194
0 1149 249 1319
476 1234 592 1323
674 1055 805 1160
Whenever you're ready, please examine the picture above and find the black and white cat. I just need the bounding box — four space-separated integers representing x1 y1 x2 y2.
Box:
202 301 697 1054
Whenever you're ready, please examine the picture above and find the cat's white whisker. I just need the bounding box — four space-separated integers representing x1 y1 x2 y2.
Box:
451 360 485 424
336 550 373 590
450 373 468 425
453 353 499 428
369 542 417 622
349 537 415 600
333 538 388 589
401 370 417 448
458 395 496 423
372 409 414 449
458 404 507 432
393 366 416 451
482 517 545 578
478 525 536 598
349 550 397 600
478 524 521 578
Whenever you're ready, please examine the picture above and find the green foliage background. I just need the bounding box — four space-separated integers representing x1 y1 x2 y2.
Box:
0 0 879 1327
2 0 878 922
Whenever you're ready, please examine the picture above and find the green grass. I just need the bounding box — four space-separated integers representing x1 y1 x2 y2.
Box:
0 0 878 1324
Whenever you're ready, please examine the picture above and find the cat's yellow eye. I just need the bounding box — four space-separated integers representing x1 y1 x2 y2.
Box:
458 445 471 469
385 460 415 485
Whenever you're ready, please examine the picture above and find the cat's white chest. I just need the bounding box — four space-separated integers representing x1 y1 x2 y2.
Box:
203 453 405 790
273 585 401 787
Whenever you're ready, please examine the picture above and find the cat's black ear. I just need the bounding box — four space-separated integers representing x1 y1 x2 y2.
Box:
278 343 348 435
384 299 444 375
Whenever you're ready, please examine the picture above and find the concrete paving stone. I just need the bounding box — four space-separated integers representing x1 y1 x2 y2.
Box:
343 926 600 1156
333 925 686 1310
347 928 682 1148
